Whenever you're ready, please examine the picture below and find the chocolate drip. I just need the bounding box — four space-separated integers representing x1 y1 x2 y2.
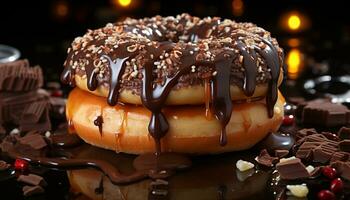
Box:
60 67 75 87
236 41 257 97
86 67 98 91
103 56 129 106
211 53 234 146
258 39 280 117
94 115 103 136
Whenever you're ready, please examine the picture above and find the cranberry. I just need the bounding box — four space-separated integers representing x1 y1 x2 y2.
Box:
51 90 63 97
282 115 294 126
317 190 335 200
322 166 337 179
330 178 344 193
14 159 29 171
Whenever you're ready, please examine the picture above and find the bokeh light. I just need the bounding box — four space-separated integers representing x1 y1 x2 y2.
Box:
232 0 244 16
118 0 132 7
287 49 304 79
288 15 301 30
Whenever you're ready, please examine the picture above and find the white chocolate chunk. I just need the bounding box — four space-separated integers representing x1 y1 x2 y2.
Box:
286 184 309 198
236 160 255 172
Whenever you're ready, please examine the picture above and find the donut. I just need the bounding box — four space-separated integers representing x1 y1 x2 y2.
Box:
61 13 285 154
66 88 284 154
61 13 284 106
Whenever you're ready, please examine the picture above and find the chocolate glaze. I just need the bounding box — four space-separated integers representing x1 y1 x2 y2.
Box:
61 14 283 154
93 115 103 136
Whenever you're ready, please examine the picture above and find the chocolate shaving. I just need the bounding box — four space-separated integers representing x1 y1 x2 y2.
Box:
17 174 47 187
255 149 278 167
18 134 47 150
276 158 310 180
22 185 44 197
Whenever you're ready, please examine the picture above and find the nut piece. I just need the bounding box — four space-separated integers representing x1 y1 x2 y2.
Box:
236 160 255 172
286 184 309 198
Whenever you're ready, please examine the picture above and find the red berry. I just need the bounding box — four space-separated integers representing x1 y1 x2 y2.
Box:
322 166 337 179
51 90 63 97
330 178 344 193
14 159 29 171
317 190 335 200
283 115 294 126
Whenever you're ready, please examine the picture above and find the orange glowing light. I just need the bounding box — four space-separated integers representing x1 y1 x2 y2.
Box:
118 0 132 7
287 38 301 48
287 49 303 79
288 15 301 30
232 0 244 16
52 1 69 20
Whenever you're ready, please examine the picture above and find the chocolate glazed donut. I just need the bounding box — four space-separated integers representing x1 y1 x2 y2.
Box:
61 13 284 155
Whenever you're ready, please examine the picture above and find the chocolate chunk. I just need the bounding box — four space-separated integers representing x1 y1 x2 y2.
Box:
330 152 349 163
331 161 350 181
22 185 44 197
276 158 310 180
0 91 49 125
0 160 10 171
321 132 340 141
17 174 47 187
339 140 350 152
275 150 289 158
18 134 47 150
338 127 350 140
255 149 279 167
301 101 350 127
20 100 48 124
296 128 317 140
312 143 338 163
0 59 43 92
19 99 51 132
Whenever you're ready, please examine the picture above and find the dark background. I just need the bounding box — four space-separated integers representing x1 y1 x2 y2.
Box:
1 0 349 82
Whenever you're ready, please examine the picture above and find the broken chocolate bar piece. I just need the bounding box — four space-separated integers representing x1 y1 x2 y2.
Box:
312 143 338 163
301 101 350 127
0 59 43 92
17 174 47 187
22 185 44 197
18 134 47 150
255 149 279 167
19 100 51 132
275 150 289 158
339 140 350 152
330 151 350 163
276 158 310 180
338 127 350 140
0 91 49 125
